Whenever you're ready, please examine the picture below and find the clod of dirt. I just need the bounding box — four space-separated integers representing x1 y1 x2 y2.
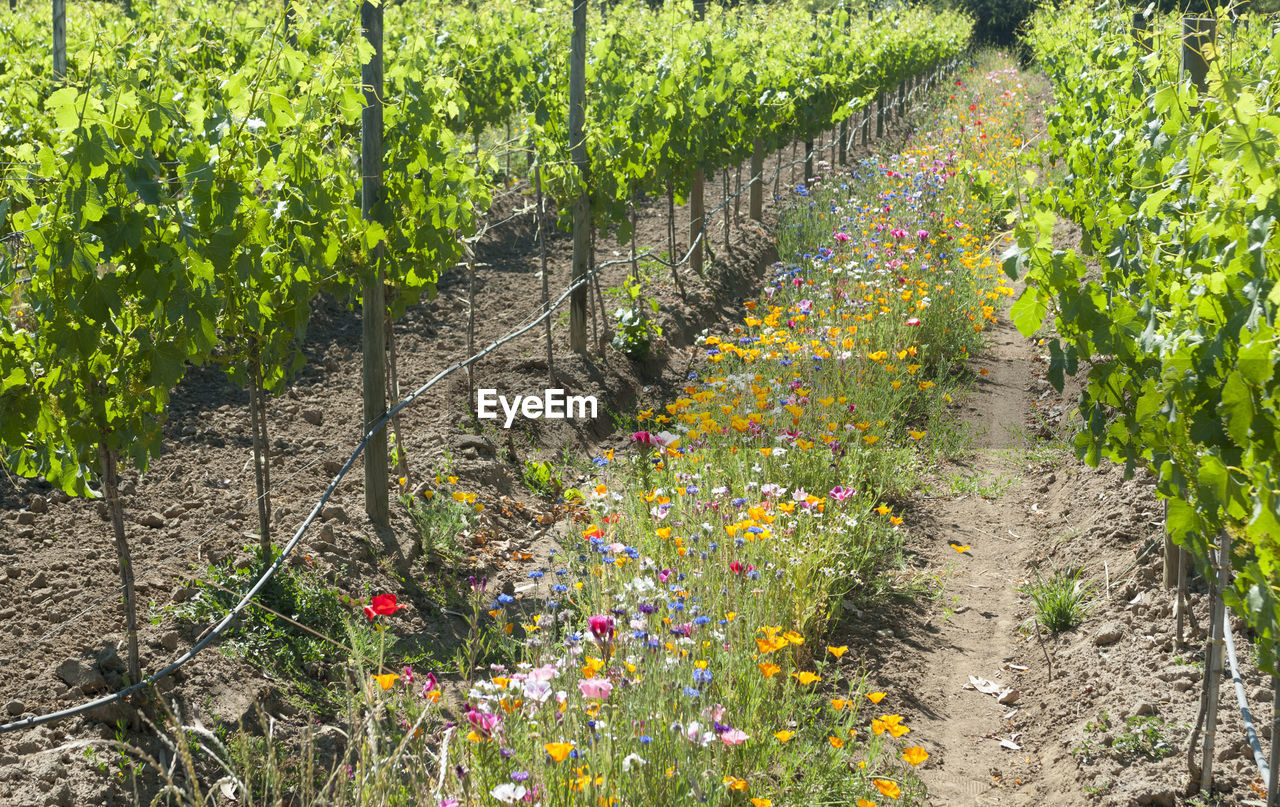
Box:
4 700 23 716
302 408 324 426
27 496 47 513
1093 621 1124 645
455 434 497 457
138 512 166 529
54 659 105 694
320 504 348 522
15 511 35 525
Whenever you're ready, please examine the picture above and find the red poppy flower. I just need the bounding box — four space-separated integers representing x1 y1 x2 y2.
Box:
364 593 405 621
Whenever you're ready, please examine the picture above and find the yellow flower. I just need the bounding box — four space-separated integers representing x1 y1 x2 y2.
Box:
758 662 782 678
373 673 398 690
773 730 796 743
828 736 844 748
873 779 901 799
856 800 877 807
723 777 749 791
792 671 821 685
750 799 773 807
903 746 929 766
908 430 927 440
782 630 804 645
831 698 849 711
866 691 887 704
874 505 891 515
952 543 971 554
545 742 573 762
863 434 880 445
827 645 848 658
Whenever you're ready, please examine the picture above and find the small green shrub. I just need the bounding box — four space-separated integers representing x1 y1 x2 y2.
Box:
1021 565 1092 633
177 549 348 698
402 492 470 563
611 279 662 359
521 460 560 497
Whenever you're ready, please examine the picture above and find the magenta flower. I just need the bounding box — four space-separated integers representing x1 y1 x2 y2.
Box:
906 317 921 327
829 485 855 501
631 431 662 447
916 229 930 241
890 228 908 239
465 707 501 737
833 232 851 243
588 614 616 643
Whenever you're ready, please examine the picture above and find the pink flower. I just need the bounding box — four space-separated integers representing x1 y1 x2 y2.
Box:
465 707 501 737
916 229 930 241
906 317 921 327
721 728 749 745
579 678 613 700
419 672 439 699
833 232 851 243
829 485 855 501
890 228 908 239
588 615 616 643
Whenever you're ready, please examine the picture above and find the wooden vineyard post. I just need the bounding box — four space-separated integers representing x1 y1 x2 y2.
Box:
247 348 273 558
535 162 553 382
568 0 589 353
690 170 704 274
689 0 706 277
1182 15 1216 104
722 170 730 257
466 250 477 418
804 139 813 184
876 94 884 139
734 164 741 225
360 0 389 525
749 138 763 221
52 0 65 80
1199 530 1232 792
98 443 141 686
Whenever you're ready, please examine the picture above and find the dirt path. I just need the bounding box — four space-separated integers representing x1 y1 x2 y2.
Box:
890 297 1089 805
857 269 1272 806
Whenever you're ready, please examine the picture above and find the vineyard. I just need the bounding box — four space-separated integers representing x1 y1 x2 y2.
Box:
1 0 1279 805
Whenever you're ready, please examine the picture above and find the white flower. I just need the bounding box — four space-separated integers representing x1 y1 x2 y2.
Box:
490 784 527 804
623 753 647 772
